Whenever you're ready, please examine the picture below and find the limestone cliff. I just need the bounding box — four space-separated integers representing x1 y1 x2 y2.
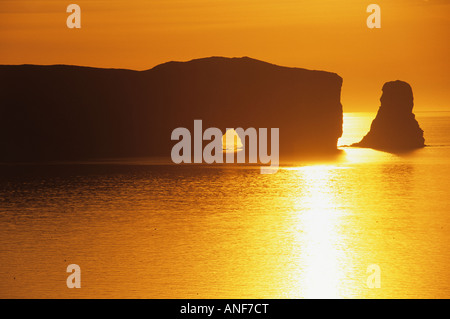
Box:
0 57 343 162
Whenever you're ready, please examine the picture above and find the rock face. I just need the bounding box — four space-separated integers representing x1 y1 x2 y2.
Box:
0 57 343 162
352 80 425 151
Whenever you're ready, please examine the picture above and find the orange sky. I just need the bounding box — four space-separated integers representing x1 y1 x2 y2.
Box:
1 0 449 111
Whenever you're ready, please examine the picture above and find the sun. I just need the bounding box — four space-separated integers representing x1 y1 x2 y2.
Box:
222 129 243 152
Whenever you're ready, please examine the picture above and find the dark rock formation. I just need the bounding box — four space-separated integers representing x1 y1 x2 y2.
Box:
0 57 343 162
352 80 425 151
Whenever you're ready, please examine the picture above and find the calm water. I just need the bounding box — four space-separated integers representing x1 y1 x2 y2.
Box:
1 112 449 299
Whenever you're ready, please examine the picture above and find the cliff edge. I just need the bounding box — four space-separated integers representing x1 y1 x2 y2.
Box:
0 57 343 162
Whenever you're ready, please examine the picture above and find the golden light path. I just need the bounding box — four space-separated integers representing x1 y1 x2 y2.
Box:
276 113 396 298
281 165 349 298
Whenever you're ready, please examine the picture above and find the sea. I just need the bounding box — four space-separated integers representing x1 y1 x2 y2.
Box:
1 111 449 298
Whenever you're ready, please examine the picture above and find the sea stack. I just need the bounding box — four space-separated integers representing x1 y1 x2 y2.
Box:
352 80 425 151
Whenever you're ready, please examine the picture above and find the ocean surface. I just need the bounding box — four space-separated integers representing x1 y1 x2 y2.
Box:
1 112 449 299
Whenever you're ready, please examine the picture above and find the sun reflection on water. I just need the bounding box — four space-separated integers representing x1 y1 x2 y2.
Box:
283 165 351 298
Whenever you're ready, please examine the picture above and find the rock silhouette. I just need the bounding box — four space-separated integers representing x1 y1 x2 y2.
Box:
352 80 425 151
0 57 343 162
